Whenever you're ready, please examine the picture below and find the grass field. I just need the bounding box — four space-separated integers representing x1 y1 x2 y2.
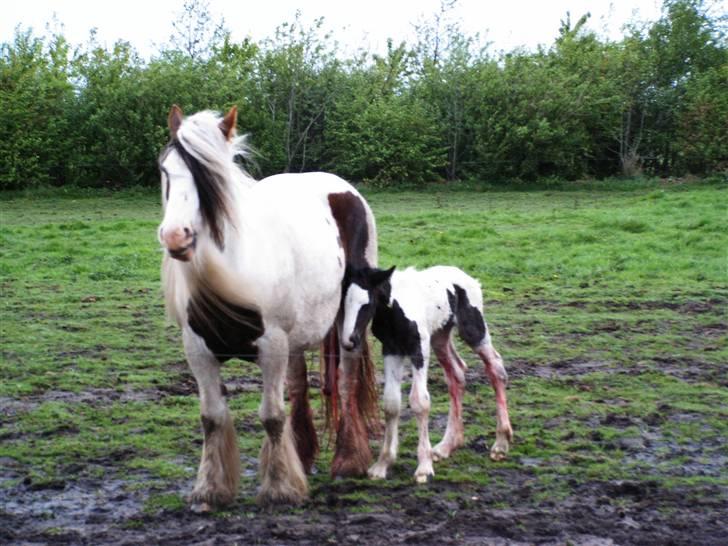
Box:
1 181 726 544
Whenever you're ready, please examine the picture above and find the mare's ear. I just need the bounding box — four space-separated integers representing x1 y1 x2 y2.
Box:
168 104 183 138
220 106 238 141
369 266 395 287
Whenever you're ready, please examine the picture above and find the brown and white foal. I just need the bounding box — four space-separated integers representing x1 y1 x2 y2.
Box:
341 265 512 482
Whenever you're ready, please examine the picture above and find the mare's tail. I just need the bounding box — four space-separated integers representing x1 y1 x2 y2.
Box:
320 326 381 440
320 326 340 439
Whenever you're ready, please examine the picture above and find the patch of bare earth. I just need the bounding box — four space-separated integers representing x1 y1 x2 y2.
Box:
2 472 726 545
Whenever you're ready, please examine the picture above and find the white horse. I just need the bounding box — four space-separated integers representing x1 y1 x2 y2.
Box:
158 105 379 507
340 265 512 482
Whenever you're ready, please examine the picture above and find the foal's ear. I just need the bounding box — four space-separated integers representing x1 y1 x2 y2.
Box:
369 266 396 287
168 104 183 138
220 106 238 141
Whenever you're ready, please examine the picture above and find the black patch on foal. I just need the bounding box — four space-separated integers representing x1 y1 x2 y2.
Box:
187 291 263 363
449 284 486 347
373 298 424 369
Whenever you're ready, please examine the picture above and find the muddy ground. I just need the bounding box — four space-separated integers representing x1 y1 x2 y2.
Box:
2 301 727 546
3 355 726 546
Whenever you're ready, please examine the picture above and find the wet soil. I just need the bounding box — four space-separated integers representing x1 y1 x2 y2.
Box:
2 469 726 545
2 299 726 545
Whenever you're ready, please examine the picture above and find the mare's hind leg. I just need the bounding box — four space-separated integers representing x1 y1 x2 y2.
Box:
368 355 405 479
432 331 466 461
183 328 240 509
287 352 318 474
257 329 308 505
476 341 512 461
410 340 435 483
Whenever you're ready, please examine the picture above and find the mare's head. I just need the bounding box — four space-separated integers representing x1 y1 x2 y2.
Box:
158 105 243 262
341 266 395 351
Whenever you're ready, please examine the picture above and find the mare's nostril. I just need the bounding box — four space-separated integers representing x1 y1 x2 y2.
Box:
184 227 191 237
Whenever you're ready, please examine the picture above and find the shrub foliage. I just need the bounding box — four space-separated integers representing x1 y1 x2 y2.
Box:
1 0 725 189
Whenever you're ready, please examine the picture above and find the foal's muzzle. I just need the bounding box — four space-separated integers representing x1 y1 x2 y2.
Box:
342 333 360 352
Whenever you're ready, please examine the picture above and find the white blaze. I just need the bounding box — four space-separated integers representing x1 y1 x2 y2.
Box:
342 283 370 345
159 150 201 245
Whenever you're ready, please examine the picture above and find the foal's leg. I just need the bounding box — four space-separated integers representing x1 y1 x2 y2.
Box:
432 333 467 461
476 336 513 461
183 328 240 508
331 345 374 477
410 341 435 483
368 355 405 480
257 329 308 505
455 300 513 462
287 352 318 474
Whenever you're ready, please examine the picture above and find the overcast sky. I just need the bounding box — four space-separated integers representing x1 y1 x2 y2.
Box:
4 0 668 57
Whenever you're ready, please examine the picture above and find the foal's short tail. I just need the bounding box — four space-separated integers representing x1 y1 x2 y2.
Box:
320 327 380 440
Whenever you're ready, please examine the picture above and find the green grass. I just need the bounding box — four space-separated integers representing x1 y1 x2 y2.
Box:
1 181 726 516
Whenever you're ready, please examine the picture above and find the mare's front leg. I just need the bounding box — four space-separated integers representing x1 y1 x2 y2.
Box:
257 329 308 505
432 334 467 461
368 355 405 480
410 341 435 483
183 328 240 509
477 342 513 461
287 352 318 474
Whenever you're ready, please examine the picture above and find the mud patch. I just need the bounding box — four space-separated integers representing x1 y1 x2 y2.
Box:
2 473 725 545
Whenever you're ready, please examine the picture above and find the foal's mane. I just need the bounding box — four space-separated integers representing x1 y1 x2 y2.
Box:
159 110 254 249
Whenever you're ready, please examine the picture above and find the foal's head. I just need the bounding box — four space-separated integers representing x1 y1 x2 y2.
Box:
341 266 395 351
157 105 240 262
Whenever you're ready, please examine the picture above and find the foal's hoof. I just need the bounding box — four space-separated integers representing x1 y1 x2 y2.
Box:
432 443 453 462
367 462 389 480
489 441 510 462
414 462 435 484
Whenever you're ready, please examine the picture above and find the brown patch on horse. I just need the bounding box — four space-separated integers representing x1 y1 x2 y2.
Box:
327 192 370 270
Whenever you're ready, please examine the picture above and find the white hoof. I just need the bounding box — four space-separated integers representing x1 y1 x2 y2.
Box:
414 463 434 483
432 442 452 461
490 436 510 461
368 461 389 480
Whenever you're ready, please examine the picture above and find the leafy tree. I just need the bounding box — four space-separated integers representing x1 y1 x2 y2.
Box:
247 14 341 175
168 0 227 61
326 40 445 186
675 64 728 173
0 29 74 189
413 2 482 181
